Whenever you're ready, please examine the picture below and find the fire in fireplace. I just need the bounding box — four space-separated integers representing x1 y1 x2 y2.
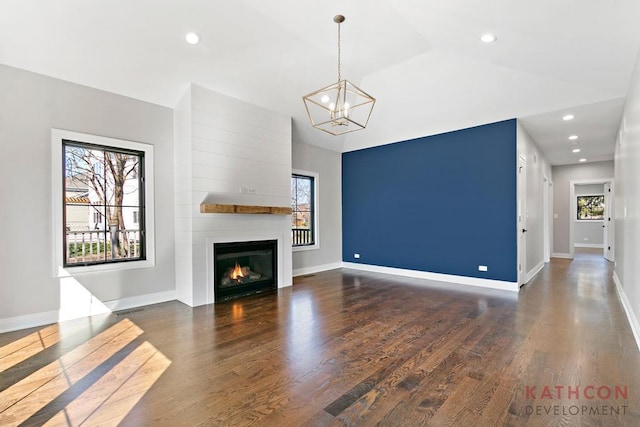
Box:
214 240 277 301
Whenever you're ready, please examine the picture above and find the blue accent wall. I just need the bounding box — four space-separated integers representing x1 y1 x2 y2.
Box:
342 119 517 282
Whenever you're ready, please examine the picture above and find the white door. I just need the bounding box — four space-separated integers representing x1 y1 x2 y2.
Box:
518 156 527 285
603 182 614 261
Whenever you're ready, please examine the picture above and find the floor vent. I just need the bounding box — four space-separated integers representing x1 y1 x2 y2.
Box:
114 307 145 316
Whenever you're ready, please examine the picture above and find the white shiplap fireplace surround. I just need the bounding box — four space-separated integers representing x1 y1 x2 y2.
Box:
174 84 293 306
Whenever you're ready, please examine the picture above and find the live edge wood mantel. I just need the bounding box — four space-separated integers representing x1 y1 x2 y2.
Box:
200 203 292 215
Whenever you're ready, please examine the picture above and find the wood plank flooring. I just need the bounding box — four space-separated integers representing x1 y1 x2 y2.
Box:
1 250 639 426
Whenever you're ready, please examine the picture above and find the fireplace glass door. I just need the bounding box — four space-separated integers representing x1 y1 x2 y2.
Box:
214 240 277 301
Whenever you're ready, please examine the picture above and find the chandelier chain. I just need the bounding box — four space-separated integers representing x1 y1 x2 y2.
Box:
337 20 341 82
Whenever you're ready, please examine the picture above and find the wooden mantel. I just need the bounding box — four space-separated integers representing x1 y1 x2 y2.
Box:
200 203 292 215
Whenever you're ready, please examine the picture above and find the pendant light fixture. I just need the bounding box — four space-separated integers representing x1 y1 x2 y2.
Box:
303 15 376 136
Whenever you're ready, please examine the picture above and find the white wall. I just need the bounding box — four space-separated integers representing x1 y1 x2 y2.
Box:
574 184 605 247
551 161 614 255
0 64 175 330
291 129 343 275
174 85 292 306
614 48 640 348
517 121 553 282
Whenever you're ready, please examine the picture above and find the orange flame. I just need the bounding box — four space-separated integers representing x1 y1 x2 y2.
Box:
230 262 244 280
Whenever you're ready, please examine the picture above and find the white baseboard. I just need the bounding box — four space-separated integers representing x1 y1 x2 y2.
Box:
103 290 176 312
524 261 544 284
293 262 343 277
0 290 177 334
342 262 519 293
552 252 572 259
613 271 640 352
574 243 604 249
0 310 60 334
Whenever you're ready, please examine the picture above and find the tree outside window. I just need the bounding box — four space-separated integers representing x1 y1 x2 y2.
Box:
63 140 145 265
577 195 605 220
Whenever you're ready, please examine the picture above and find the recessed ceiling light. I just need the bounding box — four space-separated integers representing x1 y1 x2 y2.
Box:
480 34 497 43
579 158 587 162
185 32 200 45
569 135 578 140
572 148 581 153
563 114 574 121
320 95 330 103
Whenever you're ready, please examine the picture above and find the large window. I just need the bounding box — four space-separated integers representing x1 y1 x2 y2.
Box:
291 173 317 247
577 195 605 220
52 129 155 274
63 140 145 266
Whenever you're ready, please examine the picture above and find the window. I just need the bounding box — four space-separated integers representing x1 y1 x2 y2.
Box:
291 172 318 248
93 211 104 225
577 195 605 220
52 129 155 274
63 140 145 266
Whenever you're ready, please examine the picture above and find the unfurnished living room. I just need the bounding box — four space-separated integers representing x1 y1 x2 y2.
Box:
1 2 640 426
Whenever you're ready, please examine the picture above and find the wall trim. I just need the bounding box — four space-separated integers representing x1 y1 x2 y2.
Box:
613 271 640 352
574 243 604 249
293 262 343 277
0 310 60 334
103 290 176 312
552 252 572 259
0 290 177 334
524 261 545 284
342 262 519 292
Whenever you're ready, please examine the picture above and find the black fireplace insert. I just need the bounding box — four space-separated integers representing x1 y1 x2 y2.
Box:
214 240 277 301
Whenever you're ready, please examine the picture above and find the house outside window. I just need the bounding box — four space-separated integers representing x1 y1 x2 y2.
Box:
577 195 605 220
291 171 318 249
52 129 155 275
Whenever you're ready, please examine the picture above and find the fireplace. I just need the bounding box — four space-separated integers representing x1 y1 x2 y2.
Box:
214 240 277 301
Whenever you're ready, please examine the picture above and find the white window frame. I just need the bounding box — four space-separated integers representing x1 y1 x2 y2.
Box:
292 169 319 252
51 129 155 276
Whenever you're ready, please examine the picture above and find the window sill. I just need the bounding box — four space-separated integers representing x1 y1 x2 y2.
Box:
574 219 604 223
293 243 320 253
56 259 155 277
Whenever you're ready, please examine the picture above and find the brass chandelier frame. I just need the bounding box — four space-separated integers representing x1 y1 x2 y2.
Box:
303 15 376 136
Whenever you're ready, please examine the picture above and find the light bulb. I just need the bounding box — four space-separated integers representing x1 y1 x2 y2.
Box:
185 32 200 45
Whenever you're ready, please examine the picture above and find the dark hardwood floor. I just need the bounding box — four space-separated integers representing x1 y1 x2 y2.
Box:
1 251 639 426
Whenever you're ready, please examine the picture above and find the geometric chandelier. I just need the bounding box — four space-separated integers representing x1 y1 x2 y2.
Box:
303 15 376 136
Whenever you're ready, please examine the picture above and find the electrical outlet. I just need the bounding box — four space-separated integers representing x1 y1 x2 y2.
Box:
584 238 589 241
478 265 488 272
354 253 360 259
240 187 257 195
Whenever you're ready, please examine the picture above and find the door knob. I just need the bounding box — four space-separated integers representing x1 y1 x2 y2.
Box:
522 228 528 233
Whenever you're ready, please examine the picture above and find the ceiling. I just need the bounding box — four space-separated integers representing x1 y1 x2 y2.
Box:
1 1 639 164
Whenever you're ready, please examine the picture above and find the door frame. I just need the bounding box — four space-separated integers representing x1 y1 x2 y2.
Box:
603 182 615 261
569 178 614 259
517 155 527 286
543 175 552 263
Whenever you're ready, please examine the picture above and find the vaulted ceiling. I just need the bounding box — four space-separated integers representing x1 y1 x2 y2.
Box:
1 1 639 164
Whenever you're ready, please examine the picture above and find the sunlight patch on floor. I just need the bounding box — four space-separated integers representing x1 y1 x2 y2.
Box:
0 318 171 426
